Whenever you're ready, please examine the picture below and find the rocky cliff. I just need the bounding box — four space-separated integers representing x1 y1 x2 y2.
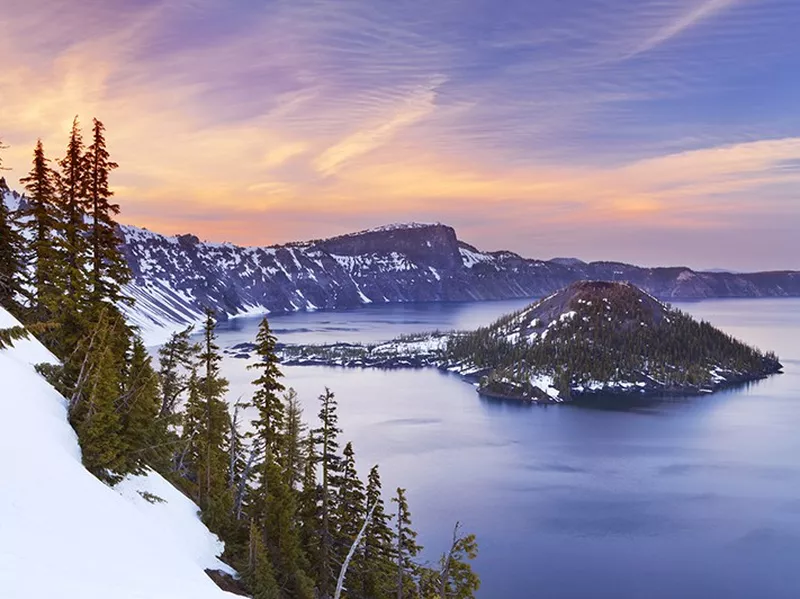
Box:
119 222 800 333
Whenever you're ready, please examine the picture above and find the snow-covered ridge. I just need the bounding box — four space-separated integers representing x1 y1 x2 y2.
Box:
0 307 235 598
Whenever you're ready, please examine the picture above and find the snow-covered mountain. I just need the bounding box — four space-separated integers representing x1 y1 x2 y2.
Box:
0 306 236 599
119 221 800 339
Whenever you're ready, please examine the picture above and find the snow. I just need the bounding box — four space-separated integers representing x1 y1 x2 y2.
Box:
529 373 561 400
0 307 236 599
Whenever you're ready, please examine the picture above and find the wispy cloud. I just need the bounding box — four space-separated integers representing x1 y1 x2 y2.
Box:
0 0 798 270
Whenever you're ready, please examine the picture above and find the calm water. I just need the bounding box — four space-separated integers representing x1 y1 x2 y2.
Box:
215 298 800 599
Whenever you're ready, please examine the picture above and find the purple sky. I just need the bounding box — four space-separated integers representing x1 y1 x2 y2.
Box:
1 0 799 270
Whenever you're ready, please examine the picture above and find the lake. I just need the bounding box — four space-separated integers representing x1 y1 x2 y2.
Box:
215 298 800 599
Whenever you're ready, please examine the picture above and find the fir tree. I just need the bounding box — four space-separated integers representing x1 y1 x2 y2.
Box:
182 310 232 531
57 116 89 301
393 488 422 599
68 310 129 483
19 140 61 322
298 430 322 584
338 441 366 558
247 519 281 599
359 465 396 599
248 317 286 500
314 387 344 598
281 388 307 491
434 524 480 599
85 118 130 305
119 337 163 474
158 325 198 418
0 175 26 316
261 449 315 599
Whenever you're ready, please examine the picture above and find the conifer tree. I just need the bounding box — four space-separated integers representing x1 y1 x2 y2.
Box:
261 449 316 599
247 519 281 599
281 388 307 491
359 465 396 599
19 140 61 322
158 325 197 418
0 175 26 316
338 441 366 546
393 488 422 599
248 317 286 486
68 310 129 483
120 337 163 473
85 118 130 305
434 523 480 599
298 430 322 581
313 387 344 597
57 116 89 301
182 310 232 531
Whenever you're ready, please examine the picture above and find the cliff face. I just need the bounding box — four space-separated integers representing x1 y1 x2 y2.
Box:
118 222 800 332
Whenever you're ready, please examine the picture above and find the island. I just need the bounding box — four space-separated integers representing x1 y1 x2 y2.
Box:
225 281 783 403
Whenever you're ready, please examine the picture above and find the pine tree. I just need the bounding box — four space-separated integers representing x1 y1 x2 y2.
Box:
0 174 26 316
248 317 286 492
314 387 344 598
338 441 366 554
158 325 198 418
119 337 163 474
281 388 307 491
19 140 61 322
261 449 315 599
182 310 232 531
393 488 422 599
359 465 396 599
57 116 89 302
298 430 322 584
247 519 281 599
85 118 130 305
68 310 129 483
435 524 480 599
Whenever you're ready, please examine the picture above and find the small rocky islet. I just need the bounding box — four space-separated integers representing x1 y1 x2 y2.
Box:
226 281 783 403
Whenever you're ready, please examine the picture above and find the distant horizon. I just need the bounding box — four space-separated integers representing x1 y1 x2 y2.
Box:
2 0 799 271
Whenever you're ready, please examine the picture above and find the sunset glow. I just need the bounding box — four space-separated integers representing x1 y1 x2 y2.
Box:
1 0 798 270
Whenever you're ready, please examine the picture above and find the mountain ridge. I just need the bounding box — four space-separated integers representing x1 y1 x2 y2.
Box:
115 219 800 338
3 187 799 339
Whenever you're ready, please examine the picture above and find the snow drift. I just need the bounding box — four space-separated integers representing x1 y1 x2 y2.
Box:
0 307 236 599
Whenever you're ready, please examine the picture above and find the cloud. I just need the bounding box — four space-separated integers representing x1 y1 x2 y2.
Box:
626 0 741 58
0 0 798 270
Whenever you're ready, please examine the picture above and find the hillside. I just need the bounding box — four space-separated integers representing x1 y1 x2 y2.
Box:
118 221 800 339
0 307 236 599
267 282 783 402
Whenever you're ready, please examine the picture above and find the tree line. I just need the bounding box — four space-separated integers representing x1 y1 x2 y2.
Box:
0 129 479 599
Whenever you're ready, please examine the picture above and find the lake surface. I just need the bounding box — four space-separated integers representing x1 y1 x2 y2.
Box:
215 298 800 599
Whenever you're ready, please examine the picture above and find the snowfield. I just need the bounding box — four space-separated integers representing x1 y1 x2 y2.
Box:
0 307 236 599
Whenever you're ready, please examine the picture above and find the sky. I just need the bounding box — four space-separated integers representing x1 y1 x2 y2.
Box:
1 0 799 271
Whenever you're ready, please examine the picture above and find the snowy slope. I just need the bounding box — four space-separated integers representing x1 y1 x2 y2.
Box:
0 307 236 599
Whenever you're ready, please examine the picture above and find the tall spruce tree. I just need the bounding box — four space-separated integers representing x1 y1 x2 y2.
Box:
182 310 232 532
158 325 198 418
260 449 315 599
67 308 130 483
57 116 89 302
119 337 163 474
393 488 422 599
313 387 344 598
85 118 130 305
248 317 286 477
359 465 396 599
298 429 322 584
281 388 307 491
246 519 281 599
0 174 26 316
337 441 367 595
19 140 61 323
